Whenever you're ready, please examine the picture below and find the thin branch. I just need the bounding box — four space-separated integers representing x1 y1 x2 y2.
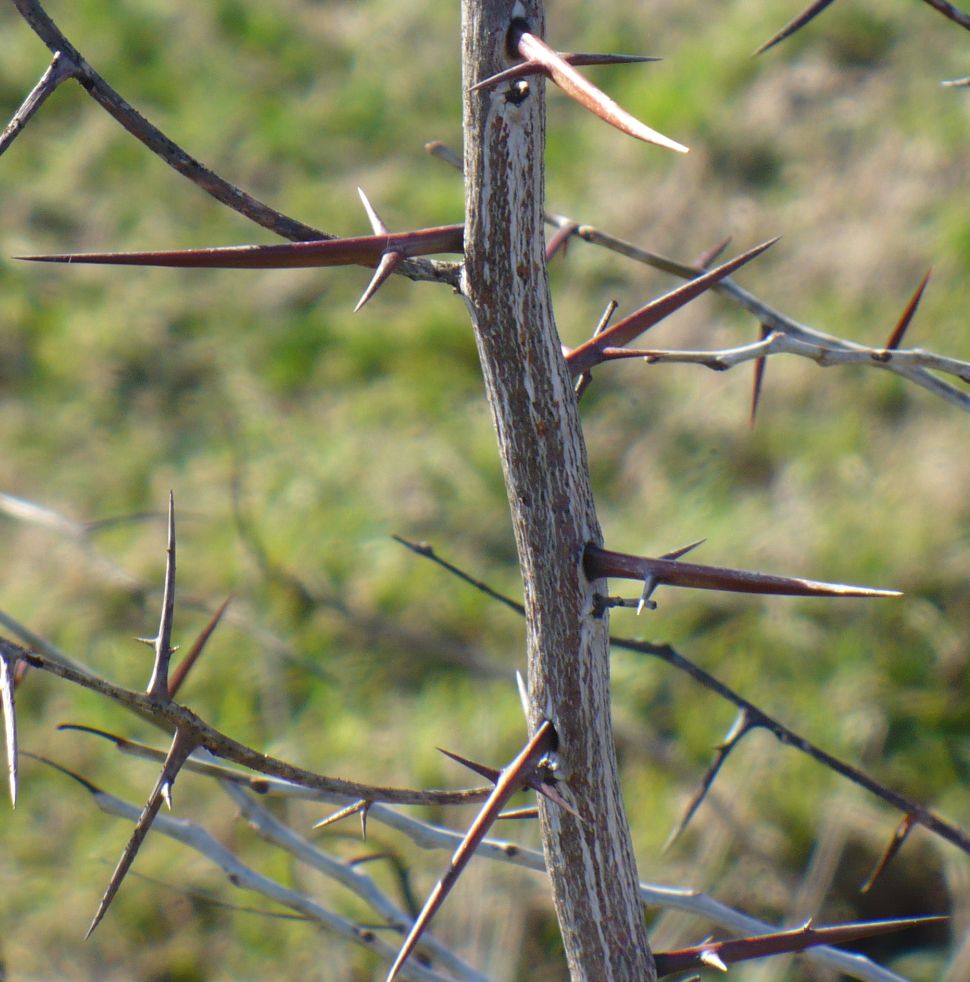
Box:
223 782 486 982
546 215 970 412
0 51 77 157
3 638 490 807
32 756 452 982
8 0 457 288
398 540 970 860
920 0 970 30
57 728 919 982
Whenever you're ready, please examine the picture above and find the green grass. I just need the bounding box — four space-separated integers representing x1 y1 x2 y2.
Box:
0 1 967 979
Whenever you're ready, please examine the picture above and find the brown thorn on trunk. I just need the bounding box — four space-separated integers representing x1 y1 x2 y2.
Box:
566 238 778 376
508 24 688 153
574 299 618 400
387 722 558 981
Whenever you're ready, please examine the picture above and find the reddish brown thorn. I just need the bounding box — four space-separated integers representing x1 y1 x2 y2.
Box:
0 650 18 806
167 597 230 699
665 710 757 851
884 269 931 351
861 814 916 893
693 235 732 269
17 225 465 270
86 727 199 938
511 26 687 153
567 239 778 376
563 52 661 68
146 493 177 702
437 747 501 784
750 322 772 427
546 220 579 262
584 543 902 599
653 916 947 976
756 0 840 56
387 722 557 981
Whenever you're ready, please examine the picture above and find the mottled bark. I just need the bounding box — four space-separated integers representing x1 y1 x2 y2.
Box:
460 2 655 978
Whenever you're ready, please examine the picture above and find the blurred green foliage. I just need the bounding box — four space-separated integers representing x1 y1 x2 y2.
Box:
0 1 967 979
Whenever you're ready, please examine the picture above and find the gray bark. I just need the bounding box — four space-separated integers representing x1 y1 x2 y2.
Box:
460 2 656 978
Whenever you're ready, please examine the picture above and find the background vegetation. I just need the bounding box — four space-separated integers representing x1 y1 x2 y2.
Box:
0 1 966 978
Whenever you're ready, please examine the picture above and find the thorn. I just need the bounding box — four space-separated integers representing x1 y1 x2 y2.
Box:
750 322 772 427
694 235 732 269
756 0 839 56
636 575 658 614
567 238 779 376
354 250 403 312
0 652 18 807
313 799 372 834
511 27 688 153
861 814 915 893
167 597 231 699
146 492 177 702
86 727 197 938
160 779 174 811
700 949 729 971
356 187 389 236
472 52 659 92
660 538 706 561
425 141 463 172
438 747 501 784
387 722 558 981
884 269 931 351
546 220 579 262
584 543 902 599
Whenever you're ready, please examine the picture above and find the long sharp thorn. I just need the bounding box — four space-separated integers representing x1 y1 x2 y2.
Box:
756 0 840 56
17 225 465 269
354 250 402 312
472 52 660 91
388 722 556 981
861 814 916 893
146 493 176 702
167 597 230 699
86 727 197 938
584 543 901 598
437 747 501 784
0 653 18 807
357 187 389 236
514 29 688 153
885 269 931 350
567 239 778 376
636 575 658 614
750 323 772 426
653 916 948 976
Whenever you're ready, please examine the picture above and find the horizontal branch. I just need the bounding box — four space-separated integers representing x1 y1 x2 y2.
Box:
1 639 489 808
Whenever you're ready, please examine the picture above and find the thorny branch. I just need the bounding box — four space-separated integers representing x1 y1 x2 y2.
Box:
395 537 970 864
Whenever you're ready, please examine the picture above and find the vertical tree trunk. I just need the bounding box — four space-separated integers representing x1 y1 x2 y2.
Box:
460 2 656 978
